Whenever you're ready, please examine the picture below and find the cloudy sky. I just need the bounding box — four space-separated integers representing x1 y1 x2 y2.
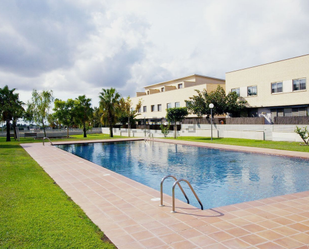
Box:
1 0 309 107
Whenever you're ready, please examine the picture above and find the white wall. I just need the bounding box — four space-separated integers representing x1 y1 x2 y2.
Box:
102 124 306 142
226 54 309 108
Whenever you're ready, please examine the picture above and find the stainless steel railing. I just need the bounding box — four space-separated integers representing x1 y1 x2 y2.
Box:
160 175 203 213
160 175 189 207
172 179 203 212
42 137 53 146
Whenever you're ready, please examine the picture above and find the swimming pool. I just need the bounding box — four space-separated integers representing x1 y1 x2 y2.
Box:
56 141 309 209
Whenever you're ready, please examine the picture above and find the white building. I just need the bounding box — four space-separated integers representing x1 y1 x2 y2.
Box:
226 54 309 123
131 74 225 122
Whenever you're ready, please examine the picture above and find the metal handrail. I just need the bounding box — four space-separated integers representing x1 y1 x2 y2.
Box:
144 132 149 143
160 175 189 207
172 179 203 212
144 132 154 143
43 137 53 146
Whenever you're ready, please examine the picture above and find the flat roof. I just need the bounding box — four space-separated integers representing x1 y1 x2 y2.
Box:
226 53 309 74
144 74 225 89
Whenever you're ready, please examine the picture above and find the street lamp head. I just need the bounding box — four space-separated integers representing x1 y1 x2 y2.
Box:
209 103 214 109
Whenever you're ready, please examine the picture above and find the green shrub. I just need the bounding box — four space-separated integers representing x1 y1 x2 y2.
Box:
160 123 170 137
294 126 309 145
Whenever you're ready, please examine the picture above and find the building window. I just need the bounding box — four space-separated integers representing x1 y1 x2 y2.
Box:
247 86 257 96
293 78 306 91
138 107 141 113
151 105 156 112
161 87 165 92
175 102 180 108
178 83 183 89
271 82 283 93
143 106 147 112
167 103 172 109
292 107 307 116
231 88 240 96
157 104 162 111
146 91 149 95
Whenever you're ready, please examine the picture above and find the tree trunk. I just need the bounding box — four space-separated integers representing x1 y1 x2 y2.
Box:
109 124 113 137
174 122 177 139
128 117 131 138
66 127 69 138
83 122 87 137
42 119 47 137
12 120 17 140
6 119 11 142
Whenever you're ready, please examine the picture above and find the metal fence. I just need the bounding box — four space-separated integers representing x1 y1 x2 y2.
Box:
274 116 309 124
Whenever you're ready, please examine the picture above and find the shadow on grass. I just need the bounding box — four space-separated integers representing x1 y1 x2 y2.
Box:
0 144 21 149
199 138 224 141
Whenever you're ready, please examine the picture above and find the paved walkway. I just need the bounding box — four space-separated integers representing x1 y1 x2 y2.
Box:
21 139 309 248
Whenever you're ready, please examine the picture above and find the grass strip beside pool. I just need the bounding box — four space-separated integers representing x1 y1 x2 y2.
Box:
0 138 115 248
166 136 309 153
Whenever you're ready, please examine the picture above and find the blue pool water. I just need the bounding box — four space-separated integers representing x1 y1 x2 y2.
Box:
56 141 309 209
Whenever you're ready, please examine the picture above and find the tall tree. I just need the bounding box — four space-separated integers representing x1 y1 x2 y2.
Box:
12 101 25 140
207 86 227 116
118 97 142 136
74 95 93 138
99 88 121 137
47 113 59 129
53 98 75 137
185 89 208 117
118 97 131 126
185 85 247 117
92 107 102 128
166 107 188 139
26 90 54 137
225 91 247 117
0 85 24 141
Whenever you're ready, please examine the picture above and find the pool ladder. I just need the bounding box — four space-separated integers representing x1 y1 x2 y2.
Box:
42 137 53 146
144 132 154 143
160 175 203 213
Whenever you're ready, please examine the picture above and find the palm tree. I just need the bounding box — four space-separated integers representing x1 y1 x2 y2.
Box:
99 88 121 137
118 97 142 137
92 107 102 128
12 102 25 140
0 85 24 141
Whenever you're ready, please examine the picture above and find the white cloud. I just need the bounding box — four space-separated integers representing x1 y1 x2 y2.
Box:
0 0 309 108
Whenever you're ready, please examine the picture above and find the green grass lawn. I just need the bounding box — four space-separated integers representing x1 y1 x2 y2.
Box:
166 136 309 152
0 135 116 248
1 132 308 248
59 133 124 141
14 133 123 144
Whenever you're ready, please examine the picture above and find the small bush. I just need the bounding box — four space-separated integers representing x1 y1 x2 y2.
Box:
160 124 170 137
295 126 309 145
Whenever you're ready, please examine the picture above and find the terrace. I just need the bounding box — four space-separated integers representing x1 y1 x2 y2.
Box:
21 138 309 248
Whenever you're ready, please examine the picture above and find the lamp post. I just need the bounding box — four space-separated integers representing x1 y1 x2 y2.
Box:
209 103 214 140
143 115 146 137
128 115 130 138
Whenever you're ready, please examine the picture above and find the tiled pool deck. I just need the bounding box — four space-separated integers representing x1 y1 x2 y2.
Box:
21 139 309 249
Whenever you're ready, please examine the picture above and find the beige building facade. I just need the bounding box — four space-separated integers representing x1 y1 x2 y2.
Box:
226 54 309 123
131 74 225 122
